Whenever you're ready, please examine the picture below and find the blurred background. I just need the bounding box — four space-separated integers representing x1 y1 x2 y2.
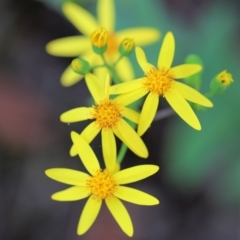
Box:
0 0 239 239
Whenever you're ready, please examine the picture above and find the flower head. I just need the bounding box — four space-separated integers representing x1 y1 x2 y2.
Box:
110 32 213 135
45 133 159 236
119 38 135 56
60 73 148 170
91 27 108 54
45 1 160 86
216 70 233 87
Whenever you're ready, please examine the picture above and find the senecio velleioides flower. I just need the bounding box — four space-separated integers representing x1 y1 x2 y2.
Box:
45 132 159 236
46 0 160 86
110 32 213 135
60 73 148 171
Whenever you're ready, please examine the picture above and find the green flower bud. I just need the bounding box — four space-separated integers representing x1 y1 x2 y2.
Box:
71 57 91 75
210 70 233 94
90 27 108 55
119 38 135 57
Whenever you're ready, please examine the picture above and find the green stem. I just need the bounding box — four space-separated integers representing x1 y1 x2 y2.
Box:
116 143 128 164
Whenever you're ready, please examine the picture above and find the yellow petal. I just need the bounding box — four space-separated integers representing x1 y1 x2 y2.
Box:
113 88 148 106
114 164 159 184
114 57 135 82
60 64 83 87
71 132 100 175
97 0 115 32
110 78 143 95
114 186 159 205
171 64 202 79
138 92 159 136
101 129 116 172
77 196 102 235
93 67 109 89
135 47 155 73
173 82 213 107
60 107 92 123
70 122 101 157
85 73 105 102
122 107 140 123
116 28 160 46
165 89 201 130
158 31 175 69
51 186 90 201
105 196 133 237
45 168 90 186
62 3 98 36
113 119 148 158
46 36 90 57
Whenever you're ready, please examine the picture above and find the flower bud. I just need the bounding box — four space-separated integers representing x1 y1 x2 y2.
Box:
119 38 135 57
90 27 108 55
210 70 233 94
71 57 91 75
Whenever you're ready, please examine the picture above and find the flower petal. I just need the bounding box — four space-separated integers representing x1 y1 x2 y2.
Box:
113 88 148 106
77 196 102 235
70 122 101 157
93 67 109 89
114 57 135 82
71 132 100 175
62 2 98 36
110 78 143 95
60 64 83 87
113 119 148 158
122 107 140 123
105 196 133 237
85 73 105 102
165 89 201 130
158 31 175 69
101 129 116 172
97 0 115 32
46 36 90 57
60 107 92 123
114 164 159 184
116 28 160 46
173 81 213 107
171 64 202 79
114 186 159 205
135 47 155 73
138 92 159 136
45 168 90 186
51 186 91 201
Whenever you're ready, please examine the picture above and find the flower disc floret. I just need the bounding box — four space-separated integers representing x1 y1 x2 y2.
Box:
87 169 117 200
144 67 174 94
91 99 123 129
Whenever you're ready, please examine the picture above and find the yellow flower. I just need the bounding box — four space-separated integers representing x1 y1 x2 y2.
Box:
110 32 213 135
45 132 159 237
216 70 233 87
45 0 160 87
60 73 148 171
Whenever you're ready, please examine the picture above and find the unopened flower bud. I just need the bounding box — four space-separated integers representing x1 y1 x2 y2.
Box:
210 70 233 94
90 27 108 55
119 38 135 57
71 57 91 75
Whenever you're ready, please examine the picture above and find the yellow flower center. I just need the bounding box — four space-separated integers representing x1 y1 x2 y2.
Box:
106 33 118 55
144 67 174 95
87 170 118 200
91 99 123 129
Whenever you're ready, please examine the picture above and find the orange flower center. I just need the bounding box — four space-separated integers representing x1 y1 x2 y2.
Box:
87 170 117 200
91 99 123 129
144 67 174 95
106 33 118 55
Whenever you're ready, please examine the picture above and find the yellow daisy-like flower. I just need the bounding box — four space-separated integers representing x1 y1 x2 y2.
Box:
45 132 159 237
46 0 160 86
110 32 213 136
60 73 148 171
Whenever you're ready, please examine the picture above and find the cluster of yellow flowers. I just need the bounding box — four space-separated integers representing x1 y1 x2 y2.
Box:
45 0 233 237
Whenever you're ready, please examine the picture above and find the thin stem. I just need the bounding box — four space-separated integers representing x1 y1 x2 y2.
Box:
116 143 128 164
